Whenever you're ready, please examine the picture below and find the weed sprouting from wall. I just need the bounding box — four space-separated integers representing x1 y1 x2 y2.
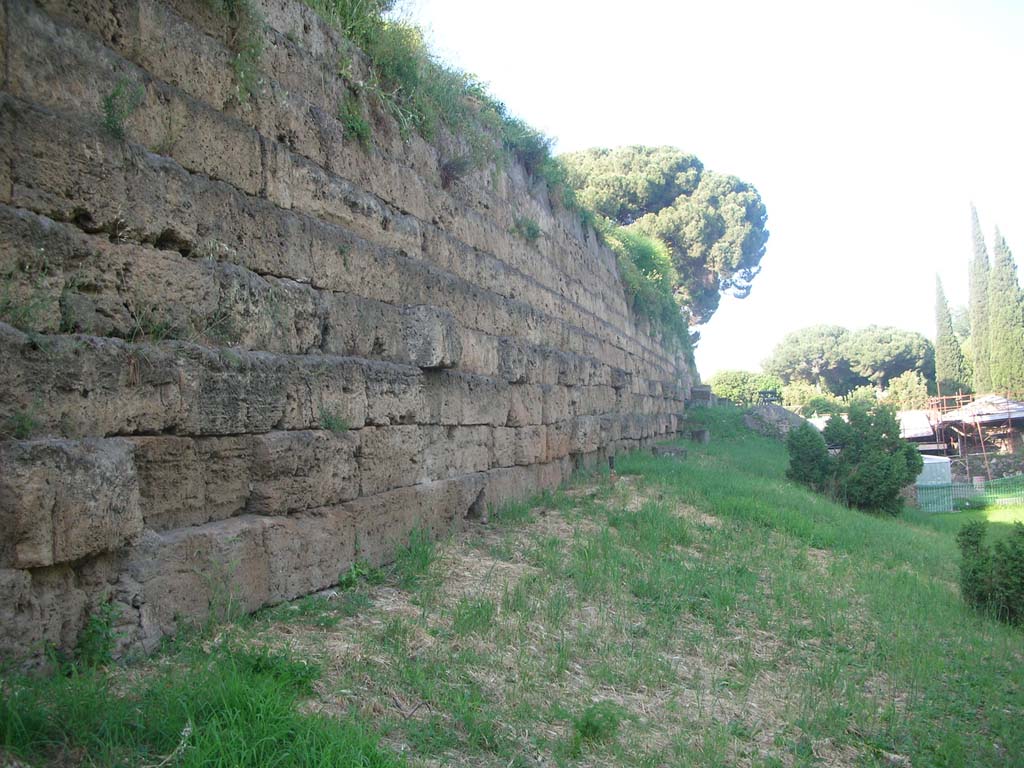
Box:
512 216 541 244
339 91 372 148
101 78 144 139
319 408 350 433
206 0 264 101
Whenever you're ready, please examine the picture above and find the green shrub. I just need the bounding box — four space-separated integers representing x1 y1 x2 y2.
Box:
562 701 626 755
786 404 923 515
708 370 783 406
785 422 831 492
319 408 349 433
822 404 923 515
957 522 1024 624
603 223 689 350
300 0 581 208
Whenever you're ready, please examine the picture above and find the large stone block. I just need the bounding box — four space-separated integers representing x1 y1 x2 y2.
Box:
363 361 425 426
514 426 547 466
358 425 427 496
129 435 250 531
264 507 355 603
249 430 360 514
127 515 273 643
0 565 88 663
280 355 368 430
421 425 493 479
423 370 509 427
0 438 141 568
506 384 544 427
400 305 461 369
348 476 485 566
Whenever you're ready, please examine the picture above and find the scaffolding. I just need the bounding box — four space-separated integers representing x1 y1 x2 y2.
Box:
928 393 1024 482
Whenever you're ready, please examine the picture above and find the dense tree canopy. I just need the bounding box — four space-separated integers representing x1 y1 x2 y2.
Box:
763 324 935 396
935 276 971 394
845 325 935 389
887 370 930 410
707 370 783 406
763 325 854 393
969 207 992 392
562 146 769 324
988 229 1024 393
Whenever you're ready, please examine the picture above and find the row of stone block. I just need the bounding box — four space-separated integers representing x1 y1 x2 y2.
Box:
0 323 682 441
0 205 684 389
0 411 676 573
1 453 594 660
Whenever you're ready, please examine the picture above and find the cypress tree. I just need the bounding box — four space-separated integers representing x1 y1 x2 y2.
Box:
968 206 992 391
935 276 970 395
987 229 1024 394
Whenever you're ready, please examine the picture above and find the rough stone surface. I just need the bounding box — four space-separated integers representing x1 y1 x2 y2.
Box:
0 0 691 664
743 404 809 440
0 439 142 568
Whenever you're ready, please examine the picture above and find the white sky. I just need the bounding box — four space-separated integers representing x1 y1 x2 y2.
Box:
403 0 1024 379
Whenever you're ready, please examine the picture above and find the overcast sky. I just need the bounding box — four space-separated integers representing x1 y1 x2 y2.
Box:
403 0 1024 378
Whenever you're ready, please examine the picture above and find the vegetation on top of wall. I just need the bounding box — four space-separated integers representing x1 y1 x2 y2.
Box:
300 0 579 208
295 0 694 352
201 0 722 354
601 223 690 350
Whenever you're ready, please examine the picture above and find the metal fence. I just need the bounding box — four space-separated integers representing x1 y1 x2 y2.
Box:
917 474 1024 513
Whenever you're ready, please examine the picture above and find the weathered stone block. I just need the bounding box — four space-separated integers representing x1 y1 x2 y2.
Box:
0 438 141 568
515 426 547 466
348 477 484 566
497 336 527 383
128 516 273 642
0 565 88 663
363 361 425 426
570 416 602 455
546 420 573 461
280 355 368 430
458 329 499 377
129 435 250 531
401 305 461 369
358 425 427 495
424 370 508 426
264 507 355 603
249 430 360 514
422 425 493 479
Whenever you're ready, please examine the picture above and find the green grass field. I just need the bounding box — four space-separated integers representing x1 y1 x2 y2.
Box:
2 406 1021 767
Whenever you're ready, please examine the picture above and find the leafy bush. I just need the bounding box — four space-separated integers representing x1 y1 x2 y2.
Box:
822 404 923 515
786 404 922 515
785 422 831 493
956 522 1024 624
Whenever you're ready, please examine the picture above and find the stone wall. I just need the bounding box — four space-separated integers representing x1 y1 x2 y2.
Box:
0 0 691 662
